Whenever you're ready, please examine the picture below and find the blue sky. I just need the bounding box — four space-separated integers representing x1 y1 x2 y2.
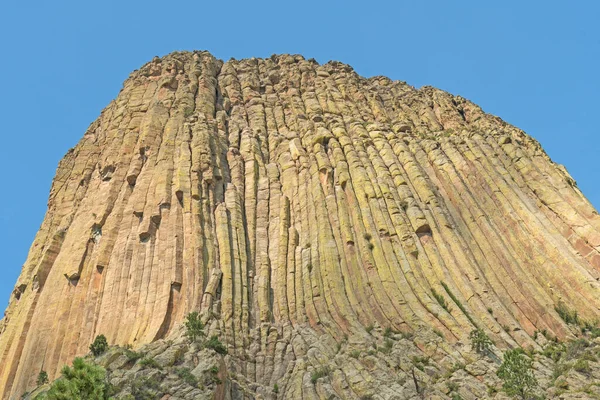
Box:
0 0 598 313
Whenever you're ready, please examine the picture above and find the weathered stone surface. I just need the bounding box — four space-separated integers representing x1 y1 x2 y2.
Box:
2 51 600 399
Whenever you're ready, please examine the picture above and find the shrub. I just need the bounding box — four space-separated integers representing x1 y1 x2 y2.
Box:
184 312 205 342
378 339 393 354
349 350 361 359
551 362 571 381
412 355 430 371
365 325 374 334
205 335 227 355
447 381 459 392
311 366 331 384
542 341 566 362
124 348 144 362
565 338 589 360
139 357 162 370
42 357 113 399
176 367 198 387
497 348 538 399
37 370 49 386
469 328 493 355
90 335 109 357
131 376 163 400
273 383 279 393
555 302 579 325
573 359 590 374
383 327 396 338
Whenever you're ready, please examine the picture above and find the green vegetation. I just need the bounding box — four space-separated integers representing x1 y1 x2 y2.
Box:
555 302 579 325
130 376 163 400
497 348 538 399
273 383 279 394
37 370 49 386
431 288 450 312
440 281 476 326
378 339 393 354
184 312 205 342
469 328 493 355
205 335 227 355
349 350 361 359
90 335 109 357
311 366 331 384
124 348 144 362
209 365 222 384
365 325 374 334
175 367 198 387
542 341 565 362
36 358 113 400
412 355 430 371
573 359 591 374
383 327 396 338
139 357 162 370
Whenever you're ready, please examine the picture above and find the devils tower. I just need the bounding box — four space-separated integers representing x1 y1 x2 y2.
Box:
1 51 600 399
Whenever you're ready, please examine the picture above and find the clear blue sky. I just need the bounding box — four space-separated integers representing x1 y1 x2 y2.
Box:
1 0 598 313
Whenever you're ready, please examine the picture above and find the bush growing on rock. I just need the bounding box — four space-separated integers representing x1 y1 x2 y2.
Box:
90 335 109 357
36 370 49 386
469 328 493 355
497 348 538 399
130 376 163 400
37 357 113 400
205 335 227 355
310 366 331 384
184 312 204 343
139 357 162 370
555 302 579 326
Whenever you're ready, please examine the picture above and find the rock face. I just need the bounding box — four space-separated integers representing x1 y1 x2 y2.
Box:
1 51 600 399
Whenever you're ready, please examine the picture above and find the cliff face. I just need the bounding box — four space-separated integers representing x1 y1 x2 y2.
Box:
1 51 600 399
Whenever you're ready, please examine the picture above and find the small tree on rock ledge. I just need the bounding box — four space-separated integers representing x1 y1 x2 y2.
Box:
497 348 538 399
184 312 205 343
469 328 493 355
90 334 109 357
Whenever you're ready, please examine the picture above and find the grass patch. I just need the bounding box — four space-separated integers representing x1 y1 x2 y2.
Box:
440 282 476 326
431 288 450 312
555 302 579 326
311 366 331 384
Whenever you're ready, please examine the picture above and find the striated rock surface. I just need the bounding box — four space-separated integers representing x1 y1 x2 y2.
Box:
1 51 600 399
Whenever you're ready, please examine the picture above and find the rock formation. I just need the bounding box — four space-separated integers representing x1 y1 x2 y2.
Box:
1 51 600 399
